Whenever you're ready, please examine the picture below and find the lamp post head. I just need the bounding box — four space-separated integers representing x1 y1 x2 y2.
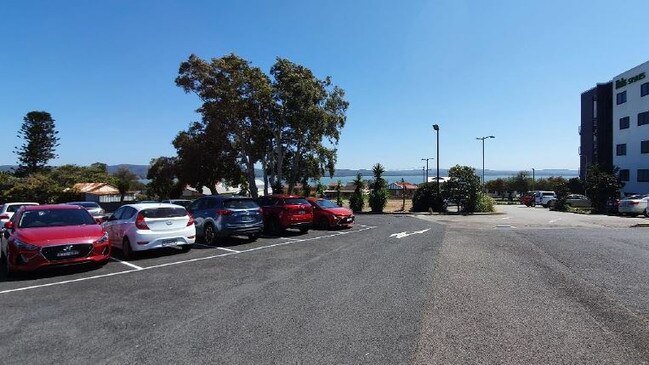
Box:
488 135 495 139
433 124 439 131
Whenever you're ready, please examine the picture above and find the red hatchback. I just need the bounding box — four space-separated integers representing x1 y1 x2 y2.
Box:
307 198 355 229
1 205 111 276
257 195 313 234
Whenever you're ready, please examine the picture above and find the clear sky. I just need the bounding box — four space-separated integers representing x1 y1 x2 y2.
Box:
2 0 648 171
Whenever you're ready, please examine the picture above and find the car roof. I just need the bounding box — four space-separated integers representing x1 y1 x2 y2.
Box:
306 197 325 202
266 195 305 199
201 195 252 200
23 204 84 211
123 203 187 210
3 202 39 206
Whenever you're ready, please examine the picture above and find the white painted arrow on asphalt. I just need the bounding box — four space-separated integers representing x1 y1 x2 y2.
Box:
389 228 430 239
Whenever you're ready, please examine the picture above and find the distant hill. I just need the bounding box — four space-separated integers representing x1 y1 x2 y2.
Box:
0 164 578 179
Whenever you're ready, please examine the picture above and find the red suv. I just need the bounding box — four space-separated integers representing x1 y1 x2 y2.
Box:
257 195 313 235
307 198 354 229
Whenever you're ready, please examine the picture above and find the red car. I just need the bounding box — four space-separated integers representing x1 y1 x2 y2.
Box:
307 198 355 229
257 195 313 234
1 205 111 276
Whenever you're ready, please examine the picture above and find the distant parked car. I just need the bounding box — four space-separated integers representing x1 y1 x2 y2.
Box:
187 196 263 244
307 198 354 229
548 194 592 209
534 191 557 208
103 203 195 259
65 201 105 219
618 195 649 217
0 202 39 226
257 195 313 235
520 192 535 207
1 205 111 276
161 199 192 208
606 197 620 215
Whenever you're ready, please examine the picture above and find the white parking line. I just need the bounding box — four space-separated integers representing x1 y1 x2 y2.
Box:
501 217 511 220
216 247 241 253
549 218 562 224
110 258 144 270
279 237 301 241
0 226 377 295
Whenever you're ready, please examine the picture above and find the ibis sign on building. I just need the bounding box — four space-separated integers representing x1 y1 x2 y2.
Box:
615 72 646 89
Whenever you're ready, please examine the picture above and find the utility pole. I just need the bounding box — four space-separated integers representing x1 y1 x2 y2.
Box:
421 158 434 183
433 124 440 194
476 135 495 188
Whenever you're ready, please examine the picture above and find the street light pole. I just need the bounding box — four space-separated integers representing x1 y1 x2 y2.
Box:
433 124 440 194
421 158 434 183
532 168 535 190
476 135 495 187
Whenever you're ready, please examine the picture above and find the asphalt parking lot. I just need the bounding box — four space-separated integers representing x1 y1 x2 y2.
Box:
0 214 444 364
4 207 649 364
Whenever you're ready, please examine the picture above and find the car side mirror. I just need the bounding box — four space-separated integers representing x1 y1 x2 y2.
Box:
4 221 14 230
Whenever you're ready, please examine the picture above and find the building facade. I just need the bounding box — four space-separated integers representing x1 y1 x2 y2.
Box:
612 60 649 194
579 82 613 181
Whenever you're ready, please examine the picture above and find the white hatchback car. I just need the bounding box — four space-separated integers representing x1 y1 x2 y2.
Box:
103 203 195 259
0 202 39 226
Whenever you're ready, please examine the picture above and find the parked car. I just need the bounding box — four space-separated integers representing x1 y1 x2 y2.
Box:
618 194 649 217
65 201 105 220
187 196 263 244
0 202 39 226
606 197 620 215
103 203 195 259
161 199 192 208
534 191 557 208
307 198 354 229
257 195 313 235
1 205 111 276
520 192 535 207
548 194 592 209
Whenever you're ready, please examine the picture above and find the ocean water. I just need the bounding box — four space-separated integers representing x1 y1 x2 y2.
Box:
317 173 578 186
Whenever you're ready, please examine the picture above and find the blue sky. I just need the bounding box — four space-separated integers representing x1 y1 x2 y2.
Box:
1 0 648 171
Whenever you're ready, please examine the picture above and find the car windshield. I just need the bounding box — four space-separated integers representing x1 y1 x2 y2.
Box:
224 199 259 209
285 198 310 205
316 200 340 209
169 200 192 208
140 207 187 218
18 209 96 228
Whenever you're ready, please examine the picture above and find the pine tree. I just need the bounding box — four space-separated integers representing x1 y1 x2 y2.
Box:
14 111 60 175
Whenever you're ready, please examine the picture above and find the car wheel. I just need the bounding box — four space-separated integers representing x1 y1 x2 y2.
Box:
247 234 259 242
644 209 649 218
318 217 330 230
530 202 536 207
1 251 12 279
122 237 133 260
299 227 309 234
629 213 638 217
204 223 216 245
181 245 192 253
270 219 283 236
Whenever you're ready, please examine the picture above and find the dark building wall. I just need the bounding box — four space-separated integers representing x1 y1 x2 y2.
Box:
579 82 613 180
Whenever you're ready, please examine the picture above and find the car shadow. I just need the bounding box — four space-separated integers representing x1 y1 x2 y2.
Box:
0 261 106 282
112 246 191 261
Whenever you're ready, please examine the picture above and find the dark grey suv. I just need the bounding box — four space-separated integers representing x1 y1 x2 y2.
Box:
187 196 264 244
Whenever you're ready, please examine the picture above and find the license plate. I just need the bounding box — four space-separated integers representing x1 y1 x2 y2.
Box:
161 239 178 247
298 210 305 215
57 250 79 257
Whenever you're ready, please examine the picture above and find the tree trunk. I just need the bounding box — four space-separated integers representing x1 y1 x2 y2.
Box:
246 157 258 198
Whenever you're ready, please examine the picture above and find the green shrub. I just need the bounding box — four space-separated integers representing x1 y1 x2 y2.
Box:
368 189 389 213
412 182 446 212
349 173 365 212
475 193 495 212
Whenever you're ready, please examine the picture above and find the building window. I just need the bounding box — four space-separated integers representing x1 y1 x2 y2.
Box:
642 140 649 154
593 100 597 118
639 111 649 126
616 144 627 156
620 116 630 129
638 169 649 183
617 91 627 105
619 169 630 182
642 82 649 97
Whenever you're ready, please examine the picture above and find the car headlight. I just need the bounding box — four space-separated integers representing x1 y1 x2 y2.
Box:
94 232 109 244
13 239 40 251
